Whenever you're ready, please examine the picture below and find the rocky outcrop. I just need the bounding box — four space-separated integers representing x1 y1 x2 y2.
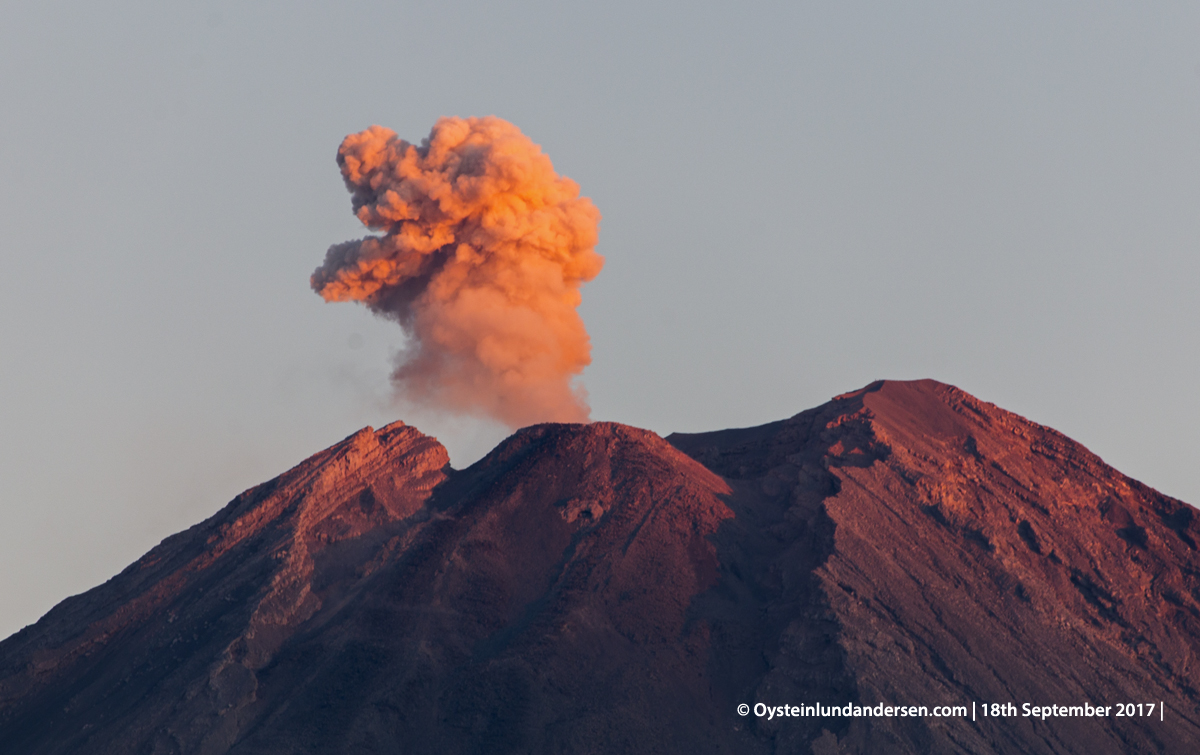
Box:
1 380 1198 754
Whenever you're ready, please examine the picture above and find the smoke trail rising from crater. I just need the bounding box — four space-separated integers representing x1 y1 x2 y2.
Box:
312 117 603 428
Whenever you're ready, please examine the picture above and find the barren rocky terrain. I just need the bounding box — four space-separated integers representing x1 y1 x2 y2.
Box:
2 380 1197 753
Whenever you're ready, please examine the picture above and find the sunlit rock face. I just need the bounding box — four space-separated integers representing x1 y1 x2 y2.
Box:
2 380 1199 754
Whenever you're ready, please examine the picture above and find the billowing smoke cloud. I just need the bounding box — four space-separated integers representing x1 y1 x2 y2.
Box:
312 117 604 428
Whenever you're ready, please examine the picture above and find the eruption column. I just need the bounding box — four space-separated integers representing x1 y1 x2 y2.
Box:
312 117 603 428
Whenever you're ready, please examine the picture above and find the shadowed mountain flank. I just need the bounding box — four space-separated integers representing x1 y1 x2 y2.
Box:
2 380 1199 754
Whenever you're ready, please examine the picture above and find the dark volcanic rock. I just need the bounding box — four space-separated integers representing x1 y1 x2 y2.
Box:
2 380 1199 754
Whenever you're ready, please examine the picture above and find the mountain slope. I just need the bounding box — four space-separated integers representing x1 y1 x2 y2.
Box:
0 421 449 753
670 379 1200 753
1 380 1198 754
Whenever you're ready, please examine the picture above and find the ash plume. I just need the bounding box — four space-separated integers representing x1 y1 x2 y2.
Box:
312 117 604 428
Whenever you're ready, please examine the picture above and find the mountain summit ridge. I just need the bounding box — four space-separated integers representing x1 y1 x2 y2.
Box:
2 380 1198 754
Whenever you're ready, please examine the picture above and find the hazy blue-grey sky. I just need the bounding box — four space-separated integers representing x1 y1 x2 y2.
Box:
2 1 1197 640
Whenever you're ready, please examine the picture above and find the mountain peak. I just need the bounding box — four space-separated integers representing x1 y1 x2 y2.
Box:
2 382 1198 754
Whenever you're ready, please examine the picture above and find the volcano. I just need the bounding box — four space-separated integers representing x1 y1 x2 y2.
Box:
1 380 1198 754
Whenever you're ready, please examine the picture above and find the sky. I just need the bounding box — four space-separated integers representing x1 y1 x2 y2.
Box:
1 1 1197 641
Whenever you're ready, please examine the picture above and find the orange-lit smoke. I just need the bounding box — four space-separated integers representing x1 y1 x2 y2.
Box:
312 117 603 428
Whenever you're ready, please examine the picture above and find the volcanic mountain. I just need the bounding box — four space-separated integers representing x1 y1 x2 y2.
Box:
2 380 1199 754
